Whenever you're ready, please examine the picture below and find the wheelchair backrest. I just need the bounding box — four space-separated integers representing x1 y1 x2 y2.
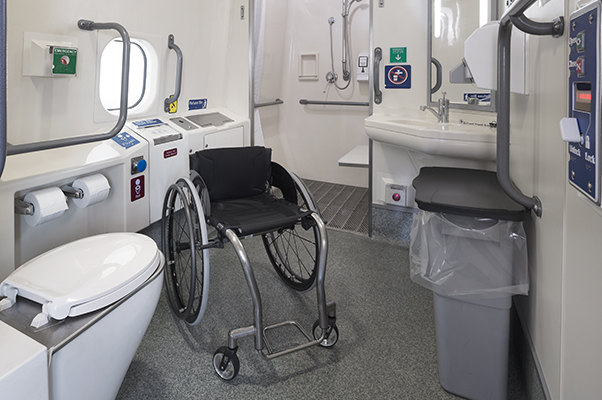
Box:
190 146 272 202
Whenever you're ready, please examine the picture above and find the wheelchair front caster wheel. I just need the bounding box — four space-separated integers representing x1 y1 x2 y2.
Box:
312 320 339 348
213 346 240 381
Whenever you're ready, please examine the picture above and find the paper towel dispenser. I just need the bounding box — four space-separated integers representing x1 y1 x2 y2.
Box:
463 21 529 95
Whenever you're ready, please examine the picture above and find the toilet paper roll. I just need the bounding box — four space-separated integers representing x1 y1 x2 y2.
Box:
72 174 111 208
23 187 69 227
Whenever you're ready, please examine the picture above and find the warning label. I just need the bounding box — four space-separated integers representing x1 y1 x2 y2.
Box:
384 65 411 89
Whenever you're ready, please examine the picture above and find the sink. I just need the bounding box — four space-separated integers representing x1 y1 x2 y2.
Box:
364 114 497 160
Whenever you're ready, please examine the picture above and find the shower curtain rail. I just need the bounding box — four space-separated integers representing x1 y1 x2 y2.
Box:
254 99 284 108
299 99 369 107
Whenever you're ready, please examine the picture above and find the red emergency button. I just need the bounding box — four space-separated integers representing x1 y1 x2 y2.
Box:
392 193 401 202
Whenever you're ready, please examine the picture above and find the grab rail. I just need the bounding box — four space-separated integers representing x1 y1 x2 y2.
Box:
255 98 283 108
373 47 382 104
430 57 442 94
164 34 182 112
299 99 369 107
6 20 131 156
497 0 564 217
0 0 6 178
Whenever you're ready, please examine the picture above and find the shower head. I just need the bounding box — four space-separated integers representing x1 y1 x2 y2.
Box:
343 0 363 17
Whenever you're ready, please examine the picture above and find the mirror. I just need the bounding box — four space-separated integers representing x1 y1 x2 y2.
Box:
427 0 498 111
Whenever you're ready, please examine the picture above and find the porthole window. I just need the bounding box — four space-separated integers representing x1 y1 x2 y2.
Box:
99 38 153 114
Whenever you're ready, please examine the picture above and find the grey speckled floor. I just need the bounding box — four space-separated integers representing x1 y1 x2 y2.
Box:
117 221 528 400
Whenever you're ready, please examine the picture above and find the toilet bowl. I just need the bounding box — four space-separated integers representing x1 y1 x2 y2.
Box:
0 232 165 400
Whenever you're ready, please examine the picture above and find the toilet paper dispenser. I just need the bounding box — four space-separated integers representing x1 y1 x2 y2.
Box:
15 174 111 220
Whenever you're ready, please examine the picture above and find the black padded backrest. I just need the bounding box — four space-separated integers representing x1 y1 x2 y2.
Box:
190 146 272 201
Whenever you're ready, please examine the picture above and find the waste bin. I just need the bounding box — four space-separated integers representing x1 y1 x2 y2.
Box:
409 167 529 400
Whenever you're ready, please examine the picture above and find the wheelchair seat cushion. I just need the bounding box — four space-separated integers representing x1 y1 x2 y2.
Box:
210 193 313 237
190 146 272 202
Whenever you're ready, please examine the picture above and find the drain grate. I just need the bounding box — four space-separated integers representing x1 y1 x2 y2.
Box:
303 179 369 236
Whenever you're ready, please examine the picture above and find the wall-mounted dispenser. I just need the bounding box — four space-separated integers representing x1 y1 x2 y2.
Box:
463 21 528 95
562 1 600 204
357 53 369 82
22 32 78 77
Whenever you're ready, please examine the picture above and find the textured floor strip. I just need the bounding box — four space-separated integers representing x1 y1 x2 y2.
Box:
304 179 369 236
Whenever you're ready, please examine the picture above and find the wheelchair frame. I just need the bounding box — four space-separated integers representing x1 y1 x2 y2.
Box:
161 159 338 381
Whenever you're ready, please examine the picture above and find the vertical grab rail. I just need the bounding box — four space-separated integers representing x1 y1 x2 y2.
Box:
0 0 6 178
6 20 130 156
430 57 442 94
164 34 183 113
497 0 564 217
373 47 382 104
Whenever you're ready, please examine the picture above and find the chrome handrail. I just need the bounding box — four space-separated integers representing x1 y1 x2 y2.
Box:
6 19 131 156
299 99 369 107
255 98 283 108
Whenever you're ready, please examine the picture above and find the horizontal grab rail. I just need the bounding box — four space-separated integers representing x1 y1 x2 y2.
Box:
299 99 369 107
7 19 131 156
255 98 284 108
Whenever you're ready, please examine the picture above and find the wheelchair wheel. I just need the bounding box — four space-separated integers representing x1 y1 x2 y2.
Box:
162 178 210 325
263 172 322 292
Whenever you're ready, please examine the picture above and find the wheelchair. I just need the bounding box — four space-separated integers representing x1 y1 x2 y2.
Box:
161 146 338 380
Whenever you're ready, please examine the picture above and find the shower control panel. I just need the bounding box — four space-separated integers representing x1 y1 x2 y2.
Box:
566 2 601 204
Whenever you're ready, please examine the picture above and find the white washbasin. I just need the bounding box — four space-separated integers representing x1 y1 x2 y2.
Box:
364 114 497 161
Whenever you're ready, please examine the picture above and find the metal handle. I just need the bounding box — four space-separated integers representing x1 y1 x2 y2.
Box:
164 34 183 113
0 0 6 178
299 99 369 107
255 99 283 108
373 47 382 105
497 0 564 217
430 57 442 94
7 20 131 156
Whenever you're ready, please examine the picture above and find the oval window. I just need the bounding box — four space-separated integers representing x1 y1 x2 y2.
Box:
99 38 150 114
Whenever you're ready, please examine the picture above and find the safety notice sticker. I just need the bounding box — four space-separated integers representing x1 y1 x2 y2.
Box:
384 65 411 89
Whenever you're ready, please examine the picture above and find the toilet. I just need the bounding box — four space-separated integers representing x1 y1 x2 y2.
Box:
0 232 165 400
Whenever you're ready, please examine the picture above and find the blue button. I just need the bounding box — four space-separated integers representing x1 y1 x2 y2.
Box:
136 158 147 173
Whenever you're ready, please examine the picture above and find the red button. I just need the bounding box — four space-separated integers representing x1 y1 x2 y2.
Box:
392 193 401 202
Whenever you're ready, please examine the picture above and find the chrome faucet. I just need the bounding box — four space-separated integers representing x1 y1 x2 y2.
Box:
420 91 449 123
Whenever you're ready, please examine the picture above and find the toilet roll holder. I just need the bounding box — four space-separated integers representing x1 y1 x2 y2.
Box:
14 184 83 216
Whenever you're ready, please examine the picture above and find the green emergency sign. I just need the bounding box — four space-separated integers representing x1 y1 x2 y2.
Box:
390 47 407 63
52 47 77 75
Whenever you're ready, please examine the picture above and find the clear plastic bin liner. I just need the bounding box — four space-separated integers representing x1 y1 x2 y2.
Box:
410 211 529 299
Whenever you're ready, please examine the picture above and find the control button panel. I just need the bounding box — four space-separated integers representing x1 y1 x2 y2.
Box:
567 3 600 203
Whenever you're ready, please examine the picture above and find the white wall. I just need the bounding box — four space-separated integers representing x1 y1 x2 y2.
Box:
6 0 249 146
559 2 602 398
510 1 567 398
0 0 250 279
258 0 370 187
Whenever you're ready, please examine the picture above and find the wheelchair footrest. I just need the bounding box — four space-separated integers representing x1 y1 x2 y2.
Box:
261 320 316 358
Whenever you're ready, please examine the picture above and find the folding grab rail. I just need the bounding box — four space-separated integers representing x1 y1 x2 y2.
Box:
496 0 564 217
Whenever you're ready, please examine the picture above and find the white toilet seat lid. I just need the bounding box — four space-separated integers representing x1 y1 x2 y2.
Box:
1 233 161 321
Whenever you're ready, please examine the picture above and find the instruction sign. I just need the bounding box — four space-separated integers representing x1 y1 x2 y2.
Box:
189 99 208 110
390 47 407 63
384 65 411 89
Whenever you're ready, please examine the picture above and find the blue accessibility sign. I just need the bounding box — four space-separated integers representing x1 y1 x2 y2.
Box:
112 132 140 149
385 65 411 89
189 99 207 111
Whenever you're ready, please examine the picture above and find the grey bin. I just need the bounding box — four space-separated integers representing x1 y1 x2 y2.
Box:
410 167 529 400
